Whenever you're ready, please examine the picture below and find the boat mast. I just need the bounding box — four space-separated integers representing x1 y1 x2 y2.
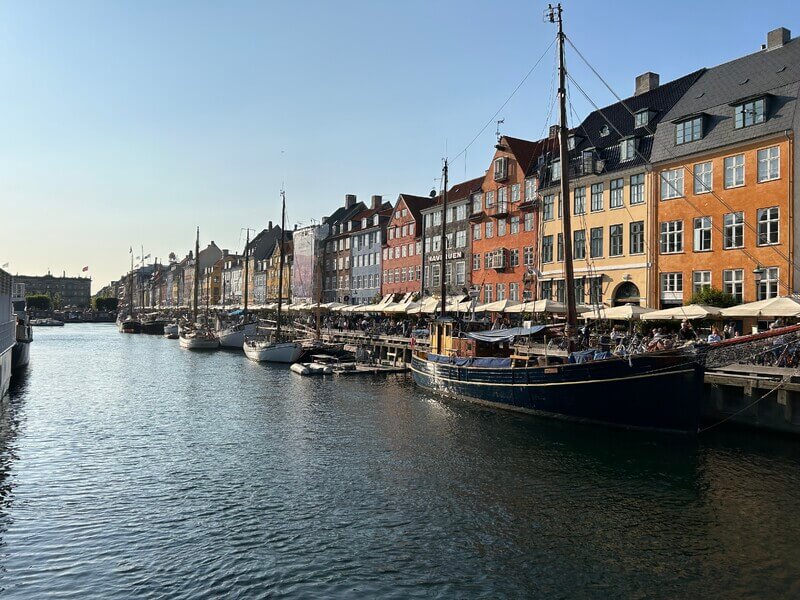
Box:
129 252 134 317
243 228 250 318
550 3 578 341
438 159 449 319
276 191 287 338
193 227 200 323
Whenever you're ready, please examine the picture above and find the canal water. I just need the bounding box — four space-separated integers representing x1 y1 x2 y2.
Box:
1 324 799 598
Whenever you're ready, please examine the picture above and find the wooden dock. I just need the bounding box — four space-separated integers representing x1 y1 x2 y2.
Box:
333 364 410 377
703 364 800 433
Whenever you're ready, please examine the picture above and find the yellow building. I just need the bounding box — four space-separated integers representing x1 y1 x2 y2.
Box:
537 70 703 307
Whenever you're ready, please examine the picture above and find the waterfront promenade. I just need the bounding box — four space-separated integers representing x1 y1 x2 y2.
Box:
1 323 800 598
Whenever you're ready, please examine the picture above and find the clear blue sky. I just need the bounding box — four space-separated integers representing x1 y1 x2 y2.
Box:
1 0 796 292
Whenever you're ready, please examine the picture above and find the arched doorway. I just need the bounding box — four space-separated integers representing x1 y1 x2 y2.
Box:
612 281 640 306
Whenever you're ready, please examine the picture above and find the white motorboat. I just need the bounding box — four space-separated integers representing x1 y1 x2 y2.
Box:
243 338 303 363
163 322 179 337
217 321 257 348
179 327 219 350
290 361 332 376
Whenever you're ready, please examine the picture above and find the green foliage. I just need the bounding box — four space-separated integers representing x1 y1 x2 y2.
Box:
26 294 52 311
688 287 738 308
93 297 118 311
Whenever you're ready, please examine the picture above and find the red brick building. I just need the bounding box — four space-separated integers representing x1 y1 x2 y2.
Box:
382 194 434 295
470 136 548 303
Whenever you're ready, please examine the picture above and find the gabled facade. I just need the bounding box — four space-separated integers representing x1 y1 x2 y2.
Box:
348 195 393 305
322 194 367 303
421 176 483 298
291 223 329 305
244 223 284 306
538 69 703 307
265 238 292 303
471 135 547 303
651 28 800 307
382 193 433 296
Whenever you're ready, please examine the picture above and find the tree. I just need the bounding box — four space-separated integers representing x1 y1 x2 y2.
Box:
688 287 738 308
93 297 118 311
26 294 52 311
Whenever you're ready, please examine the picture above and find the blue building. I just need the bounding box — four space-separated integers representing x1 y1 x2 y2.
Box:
348 195 393 305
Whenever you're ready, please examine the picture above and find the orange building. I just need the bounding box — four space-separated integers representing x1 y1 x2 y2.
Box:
382 194 434 295
470 136 547 303
651 27 799 307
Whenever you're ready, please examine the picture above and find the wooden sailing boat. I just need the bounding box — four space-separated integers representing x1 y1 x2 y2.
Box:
117 251 141 333
180 227 219 349
410 4 705 433
217 229 258 348
243 191 303 363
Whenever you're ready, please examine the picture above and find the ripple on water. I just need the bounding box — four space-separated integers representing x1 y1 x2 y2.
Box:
0 324 800 598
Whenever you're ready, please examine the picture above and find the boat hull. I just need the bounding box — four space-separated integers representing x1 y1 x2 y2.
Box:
12 341 30 370
163 324 179 336
410 352 703 433
118 320 141 334
179 336 219 350
243 341 303 363
0 347 10 398
218 322 258 348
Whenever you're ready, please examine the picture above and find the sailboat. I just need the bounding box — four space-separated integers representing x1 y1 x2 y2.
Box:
243 190 303 363
217 229 258 348
410 5 705 433
117 251 141 333
180 228 220 350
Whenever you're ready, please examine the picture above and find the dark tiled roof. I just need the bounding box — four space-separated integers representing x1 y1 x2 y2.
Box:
540 69 704 189
426 176 484 208
651 37 800 163
398 193 436 224
502 135 550 175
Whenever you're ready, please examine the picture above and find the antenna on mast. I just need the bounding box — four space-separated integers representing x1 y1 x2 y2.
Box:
495 118 505 140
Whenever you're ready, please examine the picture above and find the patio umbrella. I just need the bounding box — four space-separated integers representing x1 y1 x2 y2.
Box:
640 304 721 321
476 299 521 313
582 304 654 321
719 296 800 318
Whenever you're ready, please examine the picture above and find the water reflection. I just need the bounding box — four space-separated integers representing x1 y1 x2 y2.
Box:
0 325 797 598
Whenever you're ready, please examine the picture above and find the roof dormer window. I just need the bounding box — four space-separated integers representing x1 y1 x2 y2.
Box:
600 124 610 137
620 138 637 162
551 159 561 181
634 109 651 129
373 215 379 226
362 217 368 228
567 135 576 151
675 115 703 145
734 97 766 128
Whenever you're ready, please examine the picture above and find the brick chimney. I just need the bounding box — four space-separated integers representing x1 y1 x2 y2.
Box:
345 194 357 209
767 27 791 50
635 72 659 96
548 124 559 140
268 220 273 230
371 195 382 210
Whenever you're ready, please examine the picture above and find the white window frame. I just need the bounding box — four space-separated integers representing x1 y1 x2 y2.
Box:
757 207 779 246
723 269 744 303
757 267 779 300
757 146 780 182
724 154 745 188
660 272 683 301
630 174 644 205
723 212 744 249
660 168 684 200
610 178 624 208
660 220 684 254
693 161 713 194
693 216 712 252
693 270 711 293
